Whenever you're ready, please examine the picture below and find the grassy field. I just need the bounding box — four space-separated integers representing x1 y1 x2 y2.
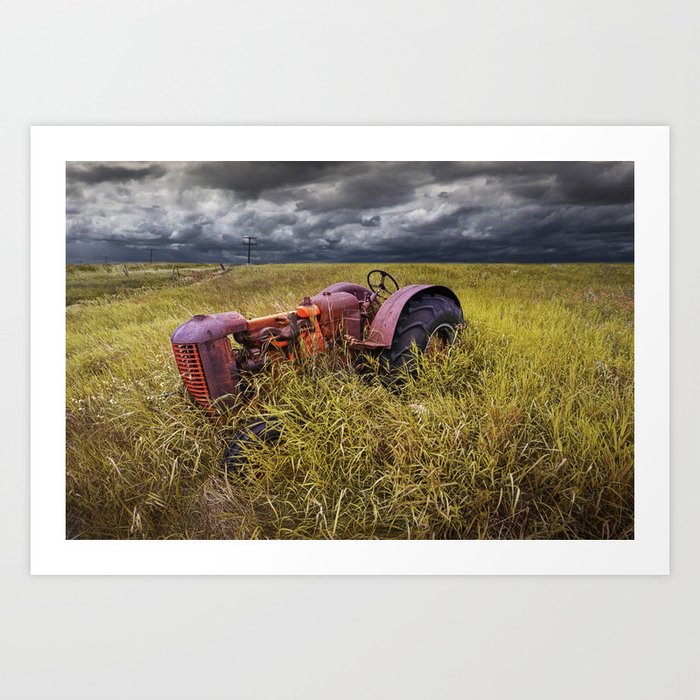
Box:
66 262 207 305
66 262 634 540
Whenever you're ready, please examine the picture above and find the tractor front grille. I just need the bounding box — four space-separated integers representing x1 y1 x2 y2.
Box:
172 343 211 409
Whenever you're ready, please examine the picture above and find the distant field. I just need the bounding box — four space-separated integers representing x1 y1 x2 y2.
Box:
66 262 216 305
66 262 634 540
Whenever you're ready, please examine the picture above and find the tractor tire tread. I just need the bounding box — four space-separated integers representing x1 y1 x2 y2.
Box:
383 292 463 369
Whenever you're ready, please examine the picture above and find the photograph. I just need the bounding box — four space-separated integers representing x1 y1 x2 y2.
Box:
64 159 635 541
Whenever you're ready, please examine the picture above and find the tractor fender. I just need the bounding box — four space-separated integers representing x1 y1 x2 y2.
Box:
363 284 461 348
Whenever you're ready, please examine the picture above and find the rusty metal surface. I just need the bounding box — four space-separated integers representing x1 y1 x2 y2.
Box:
172 343 211 409
316 282 372 303
346 337 386 349
245 313 291 334
341 309 362 341
171 311 248 344
359 284 462 348
310 291 361 338
171 312 244 406
198 336 238 403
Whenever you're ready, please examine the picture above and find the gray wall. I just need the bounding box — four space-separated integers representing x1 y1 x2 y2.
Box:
2 1 697 698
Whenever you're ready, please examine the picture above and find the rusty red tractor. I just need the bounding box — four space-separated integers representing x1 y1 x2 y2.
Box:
171 270 463 413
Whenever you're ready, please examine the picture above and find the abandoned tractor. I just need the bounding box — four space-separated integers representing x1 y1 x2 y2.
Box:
171 270 464 414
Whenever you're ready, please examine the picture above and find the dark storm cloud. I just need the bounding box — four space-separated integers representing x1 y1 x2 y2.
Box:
554 162 634 204
67 162 167 184
293 164 422 212
186 161 345 199
66 161 633 264
429 161 634 204
234 209 298 234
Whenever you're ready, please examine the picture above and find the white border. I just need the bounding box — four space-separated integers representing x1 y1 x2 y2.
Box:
31 126 669 575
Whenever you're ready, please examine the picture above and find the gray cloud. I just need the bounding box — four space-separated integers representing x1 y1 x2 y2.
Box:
67 162 167 184
185 161 345 199
66 161 634 264
361 215 382 227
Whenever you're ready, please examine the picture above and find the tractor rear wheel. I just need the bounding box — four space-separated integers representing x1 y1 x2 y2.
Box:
382 292 463 372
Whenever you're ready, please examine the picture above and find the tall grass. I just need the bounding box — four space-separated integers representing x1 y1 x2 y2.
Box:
66 263 633 539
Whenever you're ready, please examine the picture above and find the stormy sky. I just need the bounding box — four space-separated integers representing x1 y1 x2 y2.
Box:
66 161 634 264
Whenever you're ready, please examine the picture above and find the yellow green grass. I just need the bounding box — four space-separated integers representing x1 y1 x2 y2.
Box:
66 262 204 305
66 262 634 539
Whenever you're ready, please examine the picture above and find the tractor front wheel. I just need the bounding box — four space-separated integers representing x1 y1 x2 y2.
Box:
223 414 283 473
382 292 463 372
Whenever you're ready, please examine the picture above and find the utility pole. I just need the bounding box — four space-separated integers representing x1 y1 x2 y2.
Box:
242 236 257 265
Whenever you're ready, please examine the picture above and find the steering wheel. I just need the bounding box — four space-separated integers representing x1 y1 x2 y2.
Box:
367 269 399 300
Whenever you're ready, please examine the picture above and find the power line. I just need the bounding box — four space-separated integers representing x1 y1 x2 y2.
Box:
242 236 257 265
